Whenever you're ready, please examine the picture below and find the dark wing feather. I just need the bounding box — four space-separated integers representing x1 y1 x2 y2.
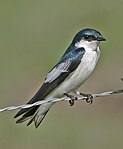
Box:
14 47 85 118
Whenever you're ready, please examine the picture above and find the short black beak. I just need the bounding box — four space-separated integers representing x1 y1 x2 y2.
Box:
97 36 106 41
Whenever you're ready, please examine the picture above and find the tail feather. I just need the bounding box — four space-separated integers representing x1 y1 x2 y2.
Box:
14 103 53 128
14 108 29 118
20 106 39 118
16 116 33 124
15 106 39 123
27 110 49 128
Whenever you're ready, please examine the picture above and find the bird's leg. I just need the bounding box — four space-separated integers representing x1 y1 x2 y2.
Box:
75 91 93 104
64 93 78 106
81 93 93 104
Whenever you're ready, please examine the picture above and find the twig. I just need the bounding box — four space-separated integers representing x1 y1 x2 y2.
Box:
0 78 123 113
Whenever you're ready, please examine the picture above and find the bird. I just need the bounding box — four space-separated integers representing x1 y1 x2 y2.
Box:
14 28 106 128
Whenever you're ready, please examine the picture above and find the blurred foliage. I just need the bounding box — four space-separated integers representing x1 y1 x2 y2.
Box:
0 0 123 149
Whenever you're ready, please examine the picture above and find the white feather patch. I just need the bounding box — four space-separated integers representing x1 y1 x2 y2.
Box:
45 60 71 83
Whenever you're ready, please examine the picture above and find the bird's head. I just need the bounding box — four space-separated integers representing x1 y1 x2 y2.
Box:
72 28 106 50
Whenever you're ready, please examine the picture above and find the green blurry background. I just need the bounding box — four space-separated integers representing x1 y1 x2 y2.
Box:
0 0 123 149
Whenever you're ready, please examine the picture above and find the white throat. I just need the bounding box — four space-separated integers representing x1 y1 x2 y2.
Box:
75 39 100 52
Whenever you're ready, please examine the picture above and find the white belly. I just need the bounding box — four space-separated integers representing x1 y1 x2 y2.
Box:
50 48 100 98
36 47 100 116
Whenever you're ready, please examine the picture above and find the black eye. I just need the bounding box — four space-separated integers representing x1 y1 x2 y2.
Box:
84 35 89 40
84 35 96 41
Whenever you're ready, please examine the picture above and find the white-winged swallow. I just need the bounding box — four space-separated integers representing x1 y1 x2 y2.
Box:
14 28 106 128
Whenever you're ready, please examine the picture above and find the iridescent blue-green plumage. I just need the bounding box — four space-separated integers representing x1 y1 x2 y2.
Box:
72 28 104 44
14 47 85 119
14 28 105 128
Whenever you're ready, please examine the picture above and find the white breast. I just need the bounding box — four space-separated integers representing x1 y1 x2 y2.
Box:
51 47 100 98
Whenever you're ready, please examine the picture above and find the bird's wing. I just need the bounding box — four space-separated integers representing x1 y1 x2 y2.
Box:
29 47 85 103
14 47 85 118
44 59 71 83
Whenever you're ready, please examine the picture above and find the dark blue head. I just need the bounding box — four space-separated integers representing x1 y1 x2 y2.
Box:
63 28 105 57
72 28 105 45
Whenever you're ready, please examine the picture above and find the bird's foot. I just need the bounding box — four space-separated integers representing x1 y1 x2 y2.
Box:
80 93 93 104
64 93 78 106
